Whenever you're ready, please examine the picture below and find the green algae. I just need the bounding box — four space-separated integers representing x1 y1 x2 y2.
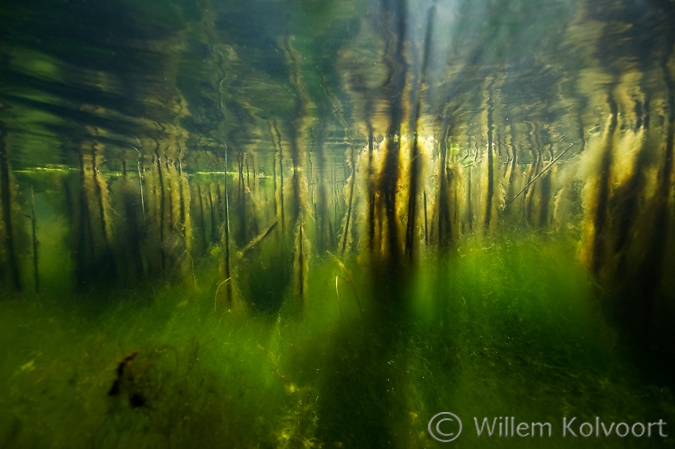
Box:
1 235 672 448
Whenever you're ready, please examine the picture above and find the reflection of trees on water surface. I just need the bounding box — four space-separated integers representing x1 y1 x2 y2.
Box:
0 0 674 445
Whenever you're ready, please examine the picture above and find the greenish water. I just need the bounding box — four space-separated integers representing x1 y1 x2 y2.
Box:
2 236 672 448
1 0 675 447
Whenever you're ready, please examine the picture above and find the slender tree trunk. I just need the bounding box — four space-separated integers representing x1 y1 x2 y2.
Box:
0 131 21 290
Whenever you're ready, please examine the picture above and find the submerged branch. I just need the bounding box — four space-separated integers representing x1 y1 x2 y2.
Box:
504 142 575 207
214 278 231 312
334 276 345 322
327 251 363 319
237 221 278 258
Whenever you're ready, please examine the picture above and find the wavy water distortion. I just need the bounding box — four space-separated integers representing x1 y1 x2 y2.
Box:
1 0 675 448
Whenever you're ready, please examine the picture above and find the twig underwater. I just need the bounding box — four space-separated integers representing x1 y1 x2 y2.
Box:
29 186 39 295
133 147 146 224
20 186 39 294
334 275 345 323
504 142 575 207
214 277 231 311
327 251 364 320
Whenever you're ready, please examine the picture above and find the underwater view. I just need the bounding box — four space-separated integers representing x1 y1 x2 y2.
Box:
1 0 675 447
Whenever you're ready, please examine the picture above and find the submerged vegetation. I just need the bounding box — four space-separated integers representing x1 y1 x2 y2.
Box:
1 0 675 447
2 237 674 448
